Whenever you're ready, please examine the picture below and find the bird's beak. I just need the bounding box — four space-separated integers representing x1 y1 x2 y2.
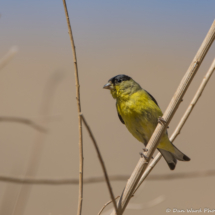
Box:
103 82 112 90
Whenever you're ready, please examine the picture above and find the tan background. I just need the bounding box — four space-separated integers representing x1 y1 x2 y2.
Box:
0 1 215 215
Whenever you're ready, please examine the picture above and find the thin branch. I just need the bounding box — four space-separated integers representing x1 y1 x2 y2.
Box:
62 1 83 215
102 196 165 215
171 58 215 142
0 169 215 185
11 72 63 215
110 20 215 215
127 195 165 210
0 166 23 215
98 196 120 215
134 57 215 193
0 116 47 132
0 46 18 71
80 114 119 215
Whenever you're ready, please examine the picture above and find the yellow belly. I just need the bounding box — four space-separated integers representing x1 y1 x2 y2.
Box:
117 90 175 153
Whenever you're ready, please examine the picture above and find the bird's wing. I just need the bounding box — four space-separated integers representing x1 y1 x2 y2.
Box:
117 111 125 124
144 89 159 107
116 102 125 124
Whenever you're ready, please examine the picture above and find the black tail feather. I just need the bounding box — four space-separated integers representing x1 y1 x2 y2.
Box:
158 144 190 170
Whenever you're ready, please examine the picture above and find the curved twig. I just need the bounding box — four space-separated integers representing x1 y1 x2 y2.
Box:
0 169 215 185
0 46 18 71
98 196 120 215
81 114 119 215
62 1 83 215
11 72 63 215
0 116 47 132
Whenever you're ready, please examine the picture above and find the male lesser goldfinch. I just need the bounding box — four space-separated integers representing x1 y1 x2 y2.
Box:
103 74 190 170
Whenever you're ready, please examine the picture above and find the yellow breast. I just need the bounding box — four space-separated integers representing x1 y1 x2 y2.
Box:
117 90 161 143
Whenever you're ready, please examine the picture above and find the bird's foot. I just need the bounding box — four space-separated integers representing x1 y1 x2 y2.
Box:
139 152 154 161
158 117 168 127
139 152 148 160
142 147 148 152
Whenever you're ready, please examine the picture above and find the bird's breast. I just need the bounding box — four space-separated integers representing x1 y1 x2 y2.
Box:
117 99 150 125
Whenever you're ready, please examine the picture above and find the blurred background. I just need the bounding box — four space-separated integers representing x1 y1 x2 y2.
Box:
0 0 215 215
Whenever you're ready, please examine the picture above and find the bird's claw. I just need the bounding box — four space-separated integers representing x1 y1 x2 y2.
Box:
139 152 148 160
158 117 167 125
158 117 169 128
142 147 148 152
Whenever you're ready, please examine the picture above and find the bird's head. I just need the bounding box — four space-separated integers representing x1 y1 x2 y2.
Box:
103 74 141 100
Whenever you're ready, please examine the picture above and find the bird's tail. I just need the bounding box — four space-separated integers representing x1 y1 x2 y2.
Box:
157 143 190 170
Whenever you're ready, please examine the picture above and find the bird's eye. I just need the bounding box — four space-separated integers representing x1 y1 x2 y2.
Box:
117 79 122 83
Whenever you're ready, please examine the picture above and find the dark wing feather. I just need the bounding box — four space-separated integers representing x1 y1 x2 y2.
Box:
117 112 125 124
116 102 125 124
144 90 159 107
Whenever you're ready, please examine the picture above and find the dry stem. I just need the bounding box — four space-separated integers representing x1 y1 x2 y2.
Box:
98 196 120 215
11 72 63 215
80 114 119 215
0 46 18 71
0 116 47 132
171 58 215 142
62 1 83 215
1 169 215 185
102 196 164 215
134 57 215 193
110 20 215 215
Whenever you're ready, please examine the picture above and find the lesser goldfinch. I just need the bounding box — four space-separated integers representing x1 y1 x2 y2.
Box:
103 74 190 170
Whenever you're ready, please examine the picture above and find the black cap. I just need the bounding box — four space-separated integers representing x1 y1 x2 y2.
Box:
108 74 131 84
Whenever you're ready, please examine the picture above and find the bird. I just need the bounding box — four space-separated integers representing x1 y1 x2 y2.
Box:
103 74 190 170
